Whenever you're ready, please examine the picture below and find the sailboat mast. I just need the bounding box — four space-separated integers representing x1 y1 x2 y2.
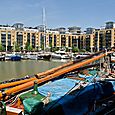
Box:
43 8 46 51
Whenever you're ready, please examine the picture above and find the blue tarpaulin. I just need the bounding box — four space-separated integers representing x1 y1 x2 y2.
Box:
38 78 80 101
43 82 114 115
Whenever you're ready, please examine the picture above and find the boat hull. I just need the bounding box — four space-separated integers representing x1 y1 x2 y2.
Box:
0 56 5 61
11 56 21 61
37 54 51 61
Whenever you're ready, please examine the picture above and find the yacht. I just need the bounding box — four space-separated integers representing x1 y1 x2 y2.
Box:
0 55 5 61
25 52 38 60
73 53 91 60
51 50 70 59
111 52 115 60
37 51 51 61
5 53 21 61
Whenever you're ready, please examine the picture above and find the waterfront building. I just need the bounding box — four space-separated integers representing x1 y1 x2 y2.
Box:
0 23 79 52
93 22 115 51
86 28 95 34
78 34 86 50
0 23 39 51
0 22 115 52
78 21 115 52
78 33 94 52
68 26 81 35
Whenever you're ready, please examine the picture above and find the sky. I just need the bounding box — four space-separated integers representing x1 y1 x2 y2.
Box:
0 0 115 30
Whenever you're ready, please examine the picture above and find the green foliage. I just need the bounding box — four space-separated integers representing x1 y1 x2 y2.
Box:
44 47 50 52
0 43 5 51
49 42 52 51
25 42 33 51
27 45 33 51
72 46 79 53
49 42 52 48
0 44 2 51
12 42 21 52
65 47 69 52
40 38 44 50
15 44 21 52
51 47 59 52
80 49 86 52
25 42 30 50
41 44 44 50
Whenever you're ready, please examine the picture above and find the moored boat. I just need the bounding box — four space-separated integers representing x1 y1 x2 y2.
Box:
111 52 115 61
11 55 21 61
25 52 38 60
5 53 13 60
51 50 70 59
37 52 51 61
0 55 5 61
5 53 21 61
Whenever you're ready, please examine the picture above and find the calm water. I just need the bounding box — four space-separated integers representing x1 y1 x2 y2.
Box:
0 60 66 82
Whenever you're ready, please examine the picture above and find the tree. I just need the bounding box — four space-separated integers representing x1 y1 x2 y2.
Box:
15 44 21 52
65 47 69 52
25 42 30 51
25 42 33 51
51 47 59 52
49 42 52 52
12 42 21 52
80 49 86 52
27 45 33 51
0 44 2 51
72 46 79 53
0 43 5 51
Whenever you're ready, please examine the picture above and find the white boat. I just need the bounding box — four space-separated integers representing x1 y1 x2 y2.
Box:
73 53 90 60
111 52 115 60
5 53 14 60
0 55 5 61
51 50 70 59
26 52 38 60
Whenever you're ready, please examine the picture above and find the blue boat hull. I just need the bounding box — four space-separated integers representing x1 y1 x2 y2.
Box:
11 55 21 61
